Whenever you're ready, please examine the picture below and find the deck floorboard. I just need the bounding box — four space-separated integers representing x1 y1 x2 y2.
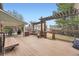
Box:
5 35 79 56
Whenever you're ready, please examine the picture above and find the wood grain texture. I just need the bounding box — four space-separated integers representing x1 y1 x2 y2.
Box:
5 35 79 56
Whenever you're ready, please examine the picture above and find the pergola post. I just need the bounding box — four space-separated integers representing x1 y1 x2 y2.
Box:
0 3 3 10
0 23 3 32
44 21 47 38
32 24 34 32
40 20 43 37
31 23 35 35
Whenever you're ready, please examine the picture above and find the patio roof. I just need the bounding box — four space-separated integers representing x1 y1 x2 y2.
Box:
0 9 26 27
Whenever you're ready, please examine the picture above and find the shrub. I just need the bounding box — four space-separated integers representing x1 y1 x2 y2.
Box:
3 26 13 36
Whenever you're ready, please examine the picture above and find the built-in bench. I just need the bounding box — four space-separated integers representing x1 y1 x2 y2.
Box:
0 32 19 55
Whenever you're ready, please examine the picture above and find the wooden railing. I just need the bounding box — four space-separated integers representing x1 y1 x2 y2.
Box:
0 32 5 56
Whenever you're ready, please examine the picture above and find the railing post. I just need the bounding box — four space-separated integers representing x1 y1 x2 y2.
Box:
52 30 55 39
32 24 34 34
0 32 5 56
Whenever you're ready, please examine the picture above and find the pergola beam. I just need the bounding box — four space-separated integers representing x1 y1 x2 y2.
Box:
39 9 79 21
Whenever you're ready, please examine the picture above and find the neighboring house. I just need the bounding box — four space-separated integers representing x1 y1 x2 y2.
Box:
74 3 79 9
34 23 46 32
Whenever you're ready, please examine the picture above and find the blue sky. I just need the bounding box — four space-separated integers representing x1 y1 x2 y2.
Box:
3 3 57 27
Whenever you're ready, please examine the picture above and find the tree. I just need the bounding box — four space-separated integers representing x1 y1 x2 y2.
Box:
56 3 75 27
12 10 24 21
7 10 24 22
56 3 74 12
56 3 77 36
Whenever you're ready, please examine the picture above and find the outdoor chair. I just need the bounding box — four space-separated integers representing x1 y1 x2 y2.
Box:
37 33 40 38
73 38 79 50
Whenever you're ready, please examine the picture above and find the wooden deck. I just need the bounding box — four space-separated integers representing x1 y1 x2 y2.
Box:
5 35 79 56
5 37 19 48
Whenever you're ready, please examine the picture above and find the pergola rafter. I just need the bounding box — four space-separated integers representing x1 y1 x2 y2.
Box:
39 9 79 21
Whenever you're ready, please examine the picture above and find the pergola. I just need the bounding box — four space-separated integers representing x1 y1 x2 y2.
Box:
32 9 79 39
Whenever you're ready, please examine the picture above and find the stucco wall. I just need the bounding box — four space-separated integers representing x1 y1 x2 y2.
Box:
74 3 79 9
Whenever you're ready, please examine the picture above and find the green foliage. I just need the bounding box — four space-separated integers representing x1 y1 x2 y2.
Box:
56 19 66 25
4 26 12 33
57 3 74 12
3 26 13 36
56 16 79 26
56 3 76 27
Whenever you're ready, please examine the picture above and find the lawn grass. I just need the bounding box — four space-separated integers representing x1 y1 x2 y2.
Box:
47 33 74 42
